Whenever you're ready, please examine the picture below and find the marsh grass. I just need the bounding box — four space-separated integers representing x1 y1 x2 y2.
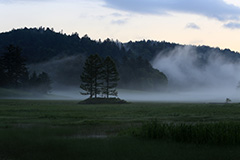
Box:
130 120 240 145
1 100 240 159
1 127 240 160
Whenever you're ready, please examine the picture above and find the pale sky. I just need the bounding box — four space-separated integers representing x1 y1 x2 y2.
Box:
1 0 240 52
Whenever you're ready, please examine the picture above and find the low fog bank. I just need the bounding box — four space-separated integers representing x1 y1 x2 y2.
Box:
151 46 240 102
118 88 240 103
28 54 85 86
50 84 86 100
27 45 240 103
50 87 240 103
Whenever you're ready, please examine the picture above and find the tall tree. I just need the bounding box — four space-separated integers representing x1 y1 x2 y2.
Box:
1 45 28 88
80 54 103 98
102 56 119 98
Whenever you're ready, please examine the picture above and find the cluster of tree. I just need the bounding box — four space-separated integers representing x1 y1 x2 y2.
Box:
80 54 119 98
0 28 171 91
0 27 128 63
28 71 52 94
0 45 51 94
126 40 240 64
1 27 239 65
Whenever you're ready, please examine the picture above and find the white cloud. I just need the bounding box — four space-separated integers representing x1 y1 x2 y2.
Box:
103 0 240 21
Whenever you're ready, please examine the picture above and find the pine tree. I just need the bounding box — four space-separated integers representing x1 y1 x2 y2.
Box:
80 54 103 98
102 56 119 98
1 45 28 88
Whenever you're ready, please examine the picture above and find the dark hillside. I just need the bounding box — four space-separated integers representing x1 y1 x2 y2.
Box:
1 27 240 91
0 27 167 91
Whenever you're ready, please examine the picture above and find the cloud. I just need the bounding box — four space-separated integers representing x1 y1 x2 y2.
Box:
186 23 200 29
103 0 240 21
224 22 240 29
0 0 54 3
111 19 128 25
111 13 123 17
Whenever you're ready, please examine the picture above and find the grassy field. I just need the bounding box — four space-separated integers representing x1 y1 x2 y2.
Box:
1 100 240 159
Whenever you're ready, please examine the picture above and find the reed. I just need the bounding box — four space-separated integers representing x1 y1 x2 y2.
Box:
131 120 240 145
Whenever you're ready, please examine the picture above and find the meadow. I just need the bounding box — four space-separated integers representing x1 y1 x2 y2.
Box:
1 100 240 159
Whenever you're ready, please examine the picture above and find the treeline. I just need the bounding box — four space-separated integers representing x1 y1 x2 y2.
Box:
0 45 51 94
0 27 129 63
0 27 169 91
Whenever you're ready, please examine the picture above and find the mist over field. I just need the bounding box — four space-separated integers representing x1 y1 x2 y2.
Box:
151 46 240 102
2 28 240 102
45 46 240 103
28 54 85 86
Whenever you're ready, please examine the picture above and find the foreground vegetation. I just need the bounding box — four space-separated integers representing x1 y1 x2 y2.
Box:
130 120 240 145
1 100 240 159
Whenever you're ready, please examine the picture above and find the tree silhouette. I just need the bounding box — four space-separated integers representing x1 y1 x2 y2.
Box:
80 54 103 98
28 71 52 94
80 55 120 99
1 45 28 88
102 56 119 98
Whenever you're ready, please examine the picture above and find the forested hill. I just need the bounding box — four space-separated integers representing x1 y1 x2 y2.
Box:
0 27 130 63
1 27 240 64
1 27 240 91
0 27 169 91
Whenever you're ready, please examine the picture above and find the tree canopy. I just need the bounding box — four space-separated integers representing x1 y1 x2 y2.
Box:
80 54 103 98
0 28 170 91
0 45 28 88
102 56 119 98
80 55 119 99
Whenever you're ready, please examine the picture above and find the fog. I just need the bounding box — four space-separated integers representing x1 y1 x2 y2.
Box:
150 46 240 103
26 46 240 103
50 87 239 103
29 54 85 86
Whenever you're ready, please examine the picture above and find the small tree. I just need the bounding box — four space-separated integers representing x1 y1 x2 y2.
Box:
28 71 52 94
29 71 38 87
102 56 119 98
37 72 52 94
80 54 103 98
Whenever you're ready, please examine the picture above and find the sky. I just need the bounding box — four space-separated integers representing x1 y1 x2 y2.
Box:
1 0 240 52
